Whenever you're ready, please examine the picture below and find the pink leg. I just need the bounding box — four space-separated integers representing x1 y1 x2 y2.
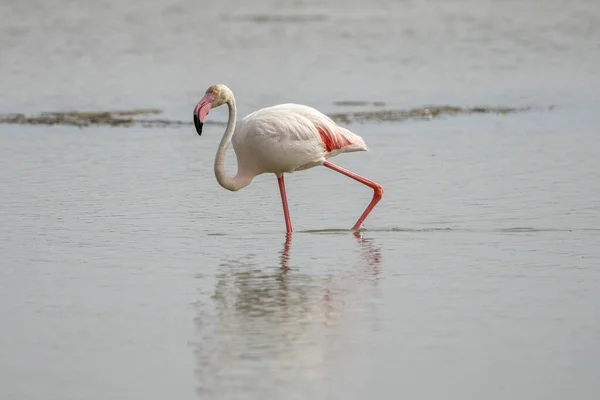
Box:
277 175 293 233
323 160 384 230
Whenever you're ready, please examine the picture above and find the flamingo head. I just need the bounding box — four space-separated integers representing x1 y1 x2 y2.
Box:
193 84 230 136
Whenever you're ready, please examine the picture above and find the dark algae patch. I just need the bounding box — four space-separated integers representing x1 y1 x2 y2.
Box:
1 109 164 128
332 101 387 107
223 14 328 23
1 105 537 128
327 105 533 124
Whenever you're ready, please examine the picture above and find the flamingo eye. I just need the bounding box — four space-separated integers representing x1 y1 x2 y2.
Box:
206 86 220 97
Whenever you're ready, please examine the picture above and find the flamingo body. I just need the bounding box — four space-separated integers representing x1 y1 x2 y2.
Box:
233 103 367 177
193 84 383 232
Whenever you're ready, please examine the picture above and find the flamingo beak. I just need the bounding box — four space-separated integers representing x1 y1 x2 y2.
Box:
193 114 203 136
193 93 216 136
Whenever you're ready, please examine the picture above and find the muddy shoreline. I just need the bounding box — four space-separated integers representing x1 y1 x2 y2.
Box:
0 105 535 129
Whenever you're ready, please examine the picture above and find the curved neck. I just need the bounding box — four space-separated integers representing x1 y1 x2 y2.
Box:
214 95 252 192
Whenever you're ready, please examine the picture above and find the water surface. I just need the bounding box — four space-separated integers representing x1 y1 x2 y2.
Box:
1 0 600 399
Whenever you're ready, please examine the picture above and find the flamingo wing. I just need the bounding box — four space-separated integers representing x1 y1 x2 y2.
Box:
242 103 368 155
232 104 368 175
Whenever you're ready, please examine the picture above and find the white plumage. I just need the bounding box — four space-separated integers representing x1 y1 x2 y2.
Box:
233 103 368 177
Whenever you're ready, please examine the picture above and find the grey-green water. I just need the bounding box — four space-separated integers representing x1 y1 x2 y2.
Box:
1 0 600 399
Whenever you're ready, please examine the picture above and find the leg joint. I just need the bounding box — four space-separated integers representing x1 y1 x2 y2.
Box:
373 183 384 199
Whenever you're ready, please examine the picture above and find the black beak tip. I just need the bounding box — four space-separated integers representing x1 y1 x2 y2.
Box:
194 115 203 136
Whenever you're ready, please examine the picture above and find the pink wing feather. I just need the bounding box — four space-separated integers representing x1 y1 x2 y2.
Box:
315 124 366 153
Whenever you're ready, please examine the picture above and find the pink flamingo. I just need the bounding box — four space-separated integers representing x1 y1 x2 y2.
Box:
193 84 384 233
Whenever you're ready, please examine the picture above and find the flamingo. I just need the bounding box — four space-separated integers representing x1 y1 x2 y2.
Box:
193 84 384 233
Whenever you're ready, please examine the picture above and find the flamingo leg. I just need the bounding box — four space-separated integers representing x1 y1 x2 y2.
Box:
323 160 384 230
277 175 293 233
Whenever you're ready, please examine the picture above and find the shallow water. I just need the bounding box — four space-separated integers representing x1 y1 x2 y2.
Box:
1 0 600 399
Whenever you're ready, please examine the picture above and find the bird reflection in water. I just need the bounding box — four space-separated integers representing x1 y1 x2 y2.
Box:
279 232 293 271
192 231 382 398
